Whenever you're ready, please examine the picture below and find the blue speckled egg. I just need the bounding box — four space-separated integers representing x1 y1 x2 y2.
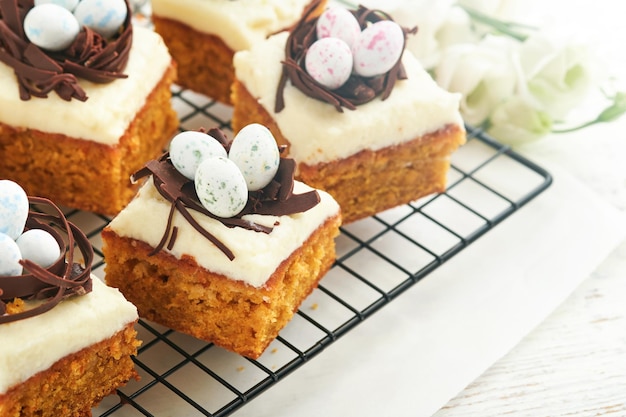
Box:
0 232 22 276
73 0 128 39
169 131 228 180
23 4 80 51
16 229 61 269
229 124 280 192
0 180 29 241
34 0 80 12
195 157 248 218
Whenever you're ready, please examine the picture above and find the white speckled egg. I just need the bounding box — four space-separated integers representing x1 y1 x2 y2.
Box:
0 232 22 276
16 229 61 269
23 4 80 51
169 131 227 180
0 180 29 241
34 0 80 12
228 124 280 191
305 37 353 90
73 0 128 39
316 7 361 48
352 20 404 77
195 157 248 218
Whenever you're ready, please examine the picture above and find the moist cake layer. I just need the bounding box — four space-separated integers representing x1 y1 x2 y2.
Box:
0 278 138 394
233 31 465 166
0 323 138 417
106 178 340 288
151 0 314 51
102 213 340 358
0 27 171 146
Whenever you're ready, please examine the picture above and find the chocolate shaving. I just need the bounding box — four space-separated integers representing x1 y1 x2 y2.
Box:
0 196 93 324
0 0 132 101
132 129 320 261
276 1 417 113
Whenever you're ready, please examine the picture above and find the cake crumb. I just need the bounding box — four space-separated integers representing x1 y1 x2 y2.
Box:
271 348 278 354
6 298 25 314
236 366 245 372
310 303 319 310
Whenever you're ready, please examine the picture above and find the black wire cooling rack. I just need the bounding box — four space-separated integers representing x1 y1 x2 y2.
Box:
67 85 555 417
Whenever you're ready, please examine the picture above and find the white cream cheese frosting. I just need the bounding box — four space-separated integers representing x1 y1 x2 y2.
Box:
0 278 138 394
107 177 340 288
0 26 171 146
151 0 314 51
233 31 465 166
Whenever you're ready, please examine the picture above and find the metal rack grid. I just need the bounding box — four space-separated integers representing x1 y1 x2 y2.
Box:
79 86 554 416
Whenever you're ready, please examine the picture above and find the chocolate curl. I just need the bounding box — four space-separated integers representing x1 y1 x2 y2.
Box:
0 0 24 38
275 1 417 113
206 127 231 149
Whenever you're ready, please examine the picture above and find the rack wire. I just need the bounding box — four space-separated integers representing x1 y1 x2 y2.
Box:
70 85 554 416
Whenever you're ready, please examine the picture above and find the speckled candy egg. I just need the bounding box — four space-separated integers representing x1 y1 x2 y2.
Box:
16 229 61 269
74 0 128 39
169 131 228 180
0 180 29 241
23 4 80 51
352 20 405 77
34 0 80 12
0 232 22 276
195 157 248 218
305 37 353 90
228 124 280 191
316 7 361 48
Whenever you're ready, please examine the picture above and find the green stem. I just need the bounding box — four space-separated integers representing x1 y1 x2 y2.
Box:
553 92 626 133
552 121 596 134
459 5 531 42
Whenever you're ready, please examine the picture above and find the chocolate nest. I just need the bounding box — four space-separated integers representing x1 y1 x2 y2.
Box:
0 197 93 324
0 0 132 101
276 0 417 113
132 128 320 261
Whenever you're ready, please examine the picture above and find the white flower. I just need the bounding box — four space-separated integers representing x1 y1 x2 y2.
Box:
357 0 457 69
435 35 518 126
486 95 553 145
517 32 600 121
433 6 479 66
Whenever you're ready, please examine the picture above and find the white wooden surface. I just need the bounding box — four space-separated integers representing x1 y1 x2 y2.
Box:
434 240 626 416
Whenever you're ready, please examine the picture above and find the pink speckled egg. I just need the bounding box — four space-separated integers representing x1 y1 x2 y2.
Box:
352 20 404 78
305 37 353 90
316 7 361 48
